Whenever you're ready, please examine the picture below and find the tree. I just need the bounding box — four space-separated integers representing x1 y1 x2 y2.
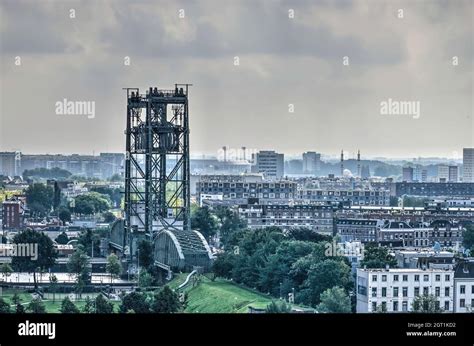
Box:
287 228 332 243
138 270 154 288
57 207 71 224
119 292 150 313
300 259 351 307
49 274 58 303
25 183 54 216
67 247 90 297
23 167 72 180
412 294 443 313
215 207 247 247
102 211 116 223
360 243 397 269
74 192 111 215
316 286 351 313
95 294 114 313
106 254 122 283
137 240 154 269
265 300 291 313
55 232 69 245
60 297 80 313
151 286 181 313
12 293 25 313
0 263 13 280
0 298 11 313
191 206 217 240
90 186 122 207
463 225 474 252
28 297 46 313
83 297 94 314
109 174 122 182
77 229 101 257
11 229 57 289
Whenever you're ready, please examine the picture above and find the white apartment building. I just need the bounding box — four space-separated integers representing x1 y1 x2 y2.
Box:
357 268 454 313
453 260 474 313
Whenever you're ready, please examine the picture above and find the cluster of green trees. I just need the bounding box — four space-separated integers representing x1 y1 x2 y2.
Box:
359 243 397 269
0 295 47 314
25 183 55 217
25 182 115 219
212 227 352 310
0 294 116 314
74 192 111 215
89 186 122 208
59 294 115 314
11 229 57 288
190 205 247 243
23 167 72 180
118 286 184 313
463 224 474 255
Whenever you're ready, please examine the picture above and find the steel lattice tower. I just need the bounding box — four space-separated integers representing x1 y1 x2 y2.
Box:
124 85 192 251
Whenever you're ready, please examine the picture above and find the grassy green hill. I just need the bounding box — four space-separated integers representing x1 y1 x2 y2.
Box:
170 274 303 313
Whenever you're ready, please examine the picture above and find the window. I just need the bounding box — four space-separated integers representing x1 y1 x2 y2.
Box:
445 274 450 281
372 275 377 282
435 275 441 282
414 275 419 282
393 275 399 282
460 299 465 308
393 287 399 297
460 285 466 294
403 287 408 297
472 286 474 294
423 287 429 296
444 301 450 311
435 287 440 297
372 287 377 297
445 287 450 297
402 275 408 282
382 287 387 297
381 302 387 311
372 302 377 312
402 301 408 312
393 301 399 312
414 287 420 296
382 275 387 282
423 275 429 282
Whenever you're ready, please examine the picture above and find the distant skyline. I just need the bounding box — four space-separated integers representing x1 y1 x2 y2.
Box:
0 0 472 158
4 148 467 163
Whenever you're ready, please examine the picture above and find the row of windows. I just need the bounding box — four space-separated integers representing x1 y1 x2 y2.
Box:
301 191 387 196
459 299 474 308
199 183 294 188
372 274 451 282
372 300 451 312
459 285 474 294
372 286 451 298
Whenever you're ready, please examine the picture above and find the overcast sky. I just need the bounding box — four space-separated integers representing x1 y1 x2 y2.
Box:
0 0 472 159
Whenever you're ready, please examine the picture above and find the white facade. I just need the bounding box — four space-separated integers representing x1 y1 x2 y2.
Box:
453 260 474 313
454 277 474 312
357 268 454 313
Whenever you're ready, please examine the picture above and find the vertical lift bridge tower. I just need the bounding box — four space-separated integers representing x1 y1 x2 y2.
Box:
123 85 212 272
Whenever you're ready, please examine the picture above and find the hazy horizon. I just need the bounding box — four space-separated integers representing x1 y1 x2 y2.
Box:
1 0 472 158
